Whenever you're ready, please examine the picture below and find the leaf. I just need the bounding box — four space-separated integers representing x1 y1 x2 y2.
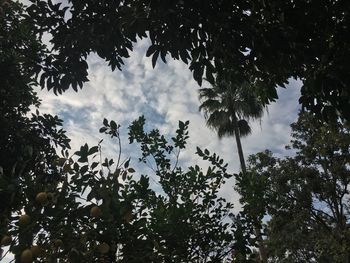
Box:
128 167 135 173
80 165 89 174
91 162 99 170
179 121 184 130
110 120 117 130
99 127 108 133
108 159 114 166
122 170 127 181
88 146 99 155
146 45 157 57
196 147 204 156
180 50 189 64
152 50 160 68
124 158 130 169
160 49 167 63
103 118 108 126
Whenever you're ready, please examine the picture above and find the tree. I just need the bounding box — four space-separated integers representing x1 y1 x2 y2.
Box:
127 117 235 262
236 112 350 262
1 114 236 262
198 77 264 174
23 0 350 122
198 77 266 262
0 3 71 258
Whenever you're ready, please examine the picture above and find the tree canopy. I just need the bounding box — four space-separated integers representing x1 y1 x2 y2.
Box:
18 0 350 121
236 112 350 262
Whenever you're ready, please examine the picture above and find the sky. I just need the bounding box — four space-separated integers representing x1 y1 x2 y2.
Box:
33 38 302 210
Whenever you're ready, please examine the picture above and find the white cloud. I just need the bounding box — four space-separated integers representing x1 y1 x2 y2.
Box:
35 39 301 210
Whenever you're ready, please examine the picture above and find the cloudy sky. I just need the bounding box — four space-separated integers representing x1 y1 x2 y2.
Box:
35 39 301 209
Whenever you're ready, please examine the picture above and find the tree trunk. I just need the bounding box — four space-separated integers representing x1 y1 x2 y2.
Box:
233 117 267 263
233 119 246 174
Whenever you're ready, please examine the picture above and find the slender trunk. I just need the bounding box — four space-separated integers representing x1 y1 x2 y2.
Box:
233 117 267 263
233 120 246 174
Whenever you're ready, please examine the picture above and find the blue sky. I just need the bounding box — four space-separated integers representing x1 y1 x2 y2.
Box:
34 39 301 209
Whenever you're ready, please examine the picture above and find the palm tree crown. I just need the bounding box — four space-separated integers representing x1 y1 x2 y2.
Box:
199 79 265 139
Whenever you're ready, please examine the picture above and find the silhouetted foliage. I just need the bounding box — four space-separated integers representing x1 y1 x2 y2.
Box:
22 0 350 121
2 1 350 262
236 112 350 262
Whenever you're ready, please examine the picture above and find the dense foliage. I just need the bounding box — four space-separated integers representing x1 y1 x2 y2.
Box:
236 112 350 262
23 0 350 121
0 1 71 255
1 111 236 262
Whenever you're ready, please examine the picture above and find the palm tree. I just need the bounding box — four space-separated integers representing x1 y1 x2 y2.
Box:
199 77 267 262
198 78 264 174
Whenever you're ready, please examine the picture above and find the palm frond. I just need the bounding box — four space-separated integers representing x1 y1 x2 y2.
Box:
238 119 252 137
199 99 223 113
206 110 231 129
217 122 236 138
198 88 220 100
